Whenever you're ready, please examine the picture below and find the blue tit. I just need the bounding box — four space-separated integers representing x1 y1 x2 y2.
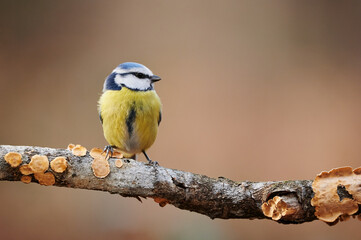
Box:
98 62 162 164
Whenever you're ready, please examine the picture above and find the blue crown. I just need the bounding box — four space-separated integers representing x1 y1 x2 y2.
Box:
117 62 145 70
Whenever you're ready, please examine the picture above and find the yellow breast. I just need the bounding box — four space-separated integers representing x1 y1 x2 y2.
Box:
98 88 162 156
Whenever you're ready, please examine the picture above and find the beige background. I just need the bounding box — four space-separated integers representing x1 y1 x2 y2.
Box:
1 0 361 239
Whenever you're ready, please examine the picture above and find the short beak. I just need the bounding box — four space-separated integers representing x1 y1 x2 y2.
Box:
151 75 161 83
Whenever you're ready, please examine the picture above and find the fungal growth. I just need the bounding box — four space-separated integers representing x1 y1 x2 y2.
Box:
4 152 22 167
21 175 32 184
112 149 123 159
153 197 169 207
262 195 301 221
12 153 68 186
90 148 107 159
90 147 124 178
311 166 361 223
115 159 123 168
91 157 110 178
71 144 87 157
34 172 55 186
19 164 33 175
29 155 49 173
50 157 68 173
67 143 75 151
90 147 123 159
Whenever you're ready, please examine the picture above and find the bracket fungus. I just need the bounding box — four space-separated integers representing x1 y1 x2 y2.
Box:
50 157 68 173
90 147 123 159
115 159 123 168
4 152 22 167
71 144 87 157
19 164 33 175
90 148 110 178
29 155 49 173
90 147 124 178
91 157 110 178
153 197 169 207
90 148 107 159
311 166 361 223
112 149 123 159
67 144 75 151
21 175 32 184
34 172 55 186
262 195 301 221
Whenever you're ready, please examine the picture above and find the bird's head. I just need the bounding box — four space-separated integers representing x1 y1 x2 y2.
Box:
103 62 161 92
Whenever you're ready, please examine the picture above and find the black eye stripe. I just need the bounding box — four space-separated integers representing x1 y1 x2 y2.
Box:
130 72 150 79
119 72 151 79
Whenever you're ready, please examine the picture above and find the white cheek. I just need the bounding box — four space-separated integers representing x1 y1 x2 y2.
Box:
114 74 151 90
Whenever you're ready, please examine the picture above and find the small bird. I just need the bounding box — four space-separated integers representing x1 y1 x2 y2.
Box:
98 62 162 164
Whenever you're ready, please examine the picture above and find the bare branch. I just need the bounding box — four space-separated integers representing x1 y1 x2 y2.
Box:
0 145 317 224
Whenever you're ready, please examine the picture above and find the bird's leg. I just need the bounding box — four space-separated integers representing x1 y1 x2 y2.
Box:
142 150 158 166
103 145 115 159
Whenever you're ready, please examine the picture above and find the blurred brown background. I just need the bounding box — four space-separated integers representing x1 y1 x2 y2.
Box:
1 0 361 239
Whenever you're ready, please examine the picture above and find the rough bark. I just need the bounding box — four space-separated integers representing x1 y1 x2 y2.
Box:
0 145 317 224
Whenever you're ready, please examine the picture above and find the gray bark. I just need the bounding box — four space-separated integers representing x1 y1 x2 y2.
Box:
0 145 317 224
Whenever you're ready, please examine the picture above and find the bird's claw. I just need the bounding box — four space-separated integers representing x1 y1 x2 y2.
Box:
103 145 114 159
147 159 159 166
142 150 159 166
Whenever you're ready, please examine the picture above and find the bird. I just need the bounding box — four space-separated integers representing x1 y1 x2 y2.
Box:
98 62 162 164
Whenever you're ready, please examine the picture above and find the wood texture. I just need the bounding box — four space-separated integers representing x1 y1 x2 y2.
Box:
0 145 317 224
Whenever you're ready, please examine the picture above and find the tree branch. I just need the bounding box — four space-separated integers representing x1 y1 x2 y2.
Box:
0 145 317 224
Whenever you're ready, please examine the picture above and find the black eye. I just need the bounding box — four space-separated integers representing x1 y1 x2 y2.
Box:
134 72 147 79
